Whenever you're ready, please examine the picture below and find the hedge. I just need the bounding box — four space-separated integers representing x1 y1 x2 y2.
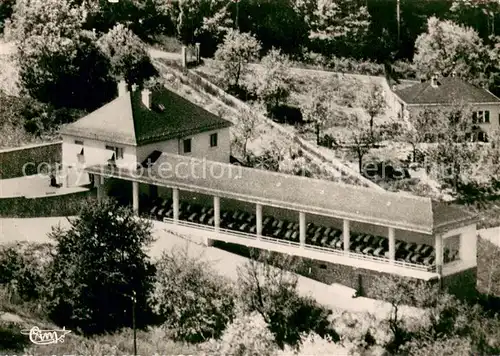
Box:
0 189 96 218
0 142 62 179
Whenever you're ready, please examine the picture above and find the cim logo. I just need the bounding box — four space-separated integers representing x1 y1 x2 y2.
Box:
20 326 71 345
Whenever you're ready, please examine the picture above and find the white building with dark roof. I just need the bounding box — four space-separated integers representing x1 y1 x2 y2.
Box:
60 81 232 186
391 76 500 141
59 78 480 300
86 153 479 300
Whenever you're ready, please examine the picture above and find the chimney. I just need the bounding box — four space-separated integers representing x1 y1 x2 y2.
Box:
141 88 152 109
117 80 128 97
430 74 439 88
181 45 187 68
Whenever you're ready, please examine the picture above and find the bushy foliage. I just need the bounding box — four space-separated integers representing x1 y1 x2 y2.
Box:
214 29 261 89
237 252 338 349
414 17 493 88
246 48 292 111
11 0 115 110
277 332 347 356
97 24 157 85
0 242 53 302
203 312 277 356
151 246 236 343
44 199 156 335
333 311 392 351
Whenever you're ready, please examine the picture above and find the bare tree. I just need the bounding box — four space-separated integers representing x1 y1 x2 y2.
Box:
360 83 386 139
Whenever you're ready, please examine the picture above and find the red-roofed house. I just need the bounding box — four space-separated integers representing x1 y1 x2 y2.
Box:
391 76 500 141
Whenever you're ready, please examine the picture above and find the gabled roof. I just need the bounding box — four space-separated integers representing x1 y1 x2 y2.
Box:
393 77 500 105
60 95 137 145
86 153 478 236
61 87 232 146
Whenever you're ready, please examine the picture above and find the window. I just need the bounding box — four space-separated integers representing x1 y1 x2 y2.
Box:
183 138 192 153
74 140 84 145
77 147 85 163
444 235 461 263
105 145 124 159
478 132 488 142
472 111 490 124
210 133 218 147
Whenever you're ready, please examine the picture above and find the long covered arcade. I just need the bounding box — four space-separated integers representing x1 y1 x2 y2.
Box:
86 153 478 282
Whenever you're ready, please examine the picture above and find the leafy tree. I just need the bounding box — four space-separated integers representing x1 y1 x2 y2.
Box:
44 199 156 335
151 246 236 343
12 0 115 110
97 24 157 85
308 0 371 58
425 103 480 191
302 86 331 145
403 107 448 162
214 29 261 89
233 105 261 162
203 312 277 356
360 83 386 139
247 48 292 112
238 0 309 56
237 251 337 349
450 0 500 38
348 126 374 174
413 17 490 87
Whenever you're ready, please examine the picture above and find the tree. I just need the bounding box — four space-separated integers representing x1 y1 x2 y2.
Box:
302 87 331 145
247 48 292 112
360 83 386 139
12 0 114 110
214 29 261 89
370 275 439 353
233 105 261 162
97 24 157 86
151 246 236 343
403 107 448 162
237 251 337 349
413 17 490 87
425 103 480 191
44 199 156 335
308 0 371 58
348 125 375 174
203 312 277 356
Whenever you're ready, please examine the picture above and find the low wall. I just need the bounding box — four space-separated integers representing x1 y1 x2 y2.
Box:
0 189 96 218
0 141 62 179
212 242 480 303
442 267 478 301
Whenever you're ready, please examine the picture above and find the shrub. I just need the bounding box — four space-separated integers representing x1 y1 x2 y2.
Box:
0 320 29 353
202 312 277 356
151 246 236 343
277 333 347 356
0 242 53 301
237 252 338 349
44 199 156 335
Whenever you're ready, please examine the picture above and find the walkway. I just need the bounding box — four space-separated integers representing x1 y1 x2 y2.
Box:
478 227 500 247
0 174 88 198
0 217 425 321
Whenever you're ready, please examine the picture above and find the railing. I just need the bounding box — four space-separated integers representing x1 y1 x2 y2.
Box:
158 218 436 273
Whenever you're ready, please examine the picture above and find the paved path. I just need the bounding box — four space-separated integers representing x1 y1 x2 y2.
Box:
0 217 425 321
0 174 89 198
478 227 500 247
